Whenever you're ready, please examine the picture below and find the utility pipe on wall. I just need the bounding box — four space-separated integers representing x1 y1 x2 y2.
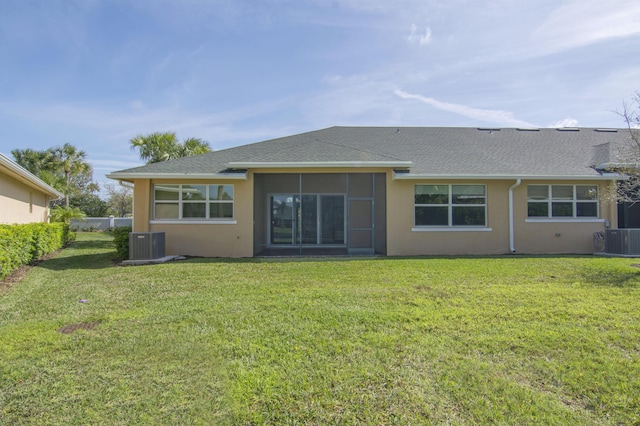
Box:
508 178 522 253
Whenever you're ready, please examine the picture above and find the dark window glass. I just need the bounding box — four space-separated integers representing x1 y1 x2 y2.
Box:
415 206 448 226
452 206 485 226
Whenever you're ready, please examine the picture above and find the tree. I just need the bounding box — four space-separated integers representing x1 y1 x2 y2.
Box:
12 143 98 210
71 193 109 217
104 183 133 217
11 148 55 177
130 132 211 164
52 143 93 207
50 206 86 224
615 92 640 203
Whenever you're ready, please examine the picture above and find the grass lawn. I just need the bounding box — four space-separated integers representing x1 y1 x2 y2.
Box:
1 233 639 425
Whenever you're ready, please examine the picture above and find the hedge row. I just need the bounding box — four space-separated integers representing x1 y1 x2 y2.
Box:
0 223 74 280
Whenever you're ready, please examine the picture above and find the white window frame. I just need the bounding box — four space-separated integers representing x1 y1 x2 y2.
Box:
526 184 599 222
413 184 491 231
151 184 236 224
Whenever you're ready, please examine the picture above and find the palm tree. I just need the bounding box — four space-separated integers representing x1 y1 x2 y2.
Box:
11 148 56 176
130 132 211 164
51 143 92 207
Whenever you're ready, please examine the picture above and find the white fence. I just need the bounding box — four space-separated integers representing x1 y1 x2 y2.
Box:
70 217 132 231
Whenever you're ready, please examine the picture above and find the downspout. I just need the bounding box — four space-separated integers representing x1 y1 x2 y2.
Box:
508 179 522 253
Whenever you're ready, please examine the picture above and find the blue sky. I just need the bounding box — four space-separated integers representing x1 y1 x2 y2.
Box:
1 0 640 192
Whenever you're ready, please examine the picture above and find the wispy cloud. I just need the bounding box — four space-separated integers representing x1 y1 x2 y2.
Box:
407 24 432 45
534 0 640 53
394 90 535 127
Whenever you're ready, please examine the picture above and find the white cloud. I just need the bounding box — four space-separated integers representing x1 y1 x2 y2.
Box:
549 118 579 128
394 90 535 127
534 0 640 53
407 24 432 45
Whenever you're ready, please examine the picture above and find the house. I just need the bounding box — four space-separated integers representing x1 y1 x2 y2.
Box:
107 126 633 257
0 152 63 224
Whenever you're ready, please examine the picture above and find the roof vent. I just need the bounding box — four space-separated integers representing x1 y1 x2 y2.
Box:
478 128 500 132
516 128 540 131
595 128 618 132
556 127 579 131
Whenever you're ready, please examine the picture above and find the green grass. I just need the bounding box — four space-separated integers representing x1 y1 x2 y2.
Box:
1 233 639 425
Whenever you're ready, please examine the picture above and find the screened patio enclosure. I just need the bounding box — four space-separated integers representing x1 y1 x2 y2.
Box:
253 173 386 256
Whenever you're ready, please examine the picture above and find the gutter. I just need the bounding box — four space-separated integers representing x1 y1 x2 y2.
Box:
393 172 621 181
508 179 522 253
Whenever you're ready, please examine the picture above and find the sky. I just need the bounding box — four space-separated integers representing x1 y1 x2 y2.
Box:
1 0 640 194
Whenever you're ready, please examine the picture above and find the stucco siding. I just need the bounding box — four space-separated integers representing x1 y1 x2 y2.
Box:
0 171 50 224
138 177 254 257
386 178 511 255
512 180 613 254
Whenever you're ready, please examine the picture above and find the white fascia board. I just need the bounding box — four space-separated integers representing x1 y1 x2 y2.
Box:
393 172 621 181
106 172 248 180
0 152 64 198
227 161 413 169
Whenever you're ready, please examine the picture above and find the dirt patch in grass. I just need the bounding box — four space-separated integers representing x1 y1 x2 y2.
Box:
57 321 101 334
0 249 64 291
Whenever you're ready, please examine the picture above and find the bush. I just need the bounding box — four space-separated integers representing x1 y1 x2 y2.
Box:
0 223 74 280
112 227 131 260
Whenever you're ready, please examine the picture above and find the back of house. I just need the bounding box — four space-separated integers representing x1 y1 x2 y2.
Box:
107 126 634 257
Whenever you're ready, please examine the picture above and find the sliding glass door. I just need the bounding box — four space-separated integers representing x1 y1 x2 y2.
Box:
270 194 344 246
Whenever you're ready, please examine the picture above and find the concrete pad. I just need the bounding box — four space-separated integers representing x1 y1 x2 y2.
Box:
121 255 185 265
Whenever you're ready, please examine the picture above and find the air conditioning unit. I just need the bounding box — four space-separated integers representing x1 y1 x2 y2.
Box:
129 232 166 260
605 229 640 255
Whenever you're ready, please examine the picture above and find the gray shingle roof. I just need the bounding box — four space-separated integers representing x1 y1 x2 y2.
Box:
108 126 635 179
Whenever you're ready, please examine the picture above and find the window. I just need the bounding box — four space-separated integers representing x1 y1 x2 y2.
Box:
154 184 233 220
270 194 345 245
527 185 598 218
415 184 486 227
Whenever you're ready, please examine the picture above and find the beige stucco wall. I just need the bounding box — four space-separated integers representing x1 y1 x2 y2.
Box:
132 177 254 257
386 178 512 255
0 171 51 224
511 180 614 254
386 177 616 256
129 170 618 257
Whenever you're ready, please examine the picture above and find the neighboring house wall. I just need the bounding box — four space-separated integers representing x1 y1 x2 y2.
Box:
0 171 50 224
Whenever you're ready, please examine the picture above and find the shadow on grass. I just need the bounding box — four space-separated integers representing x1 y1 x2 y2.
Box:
37 237 116 271
578 267 640 288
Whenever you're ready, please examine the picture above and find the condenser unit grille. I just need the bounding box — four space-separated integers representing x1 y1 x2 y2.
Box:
605 229 640 255
129 232 166 260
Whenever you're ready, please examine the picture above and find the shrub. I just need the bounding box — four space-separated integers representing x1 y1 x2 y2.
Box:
112 227 131 260
0 223 73 280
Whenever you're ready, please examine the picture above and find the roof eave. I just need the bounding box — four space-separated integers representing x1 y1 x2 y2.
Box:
227 161 413 169
0 153 64 198
106 172 248 181
393 172 622 181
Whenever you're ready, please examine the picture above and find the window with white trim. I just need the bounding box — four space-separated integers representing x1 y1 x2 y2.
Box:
527 185 598 218
415 184 487 227
154 184 234 220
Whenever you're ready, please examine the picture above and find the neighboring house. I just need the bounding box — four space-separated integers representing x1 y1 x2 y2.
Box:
0 152 63 224
107 126 632 257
